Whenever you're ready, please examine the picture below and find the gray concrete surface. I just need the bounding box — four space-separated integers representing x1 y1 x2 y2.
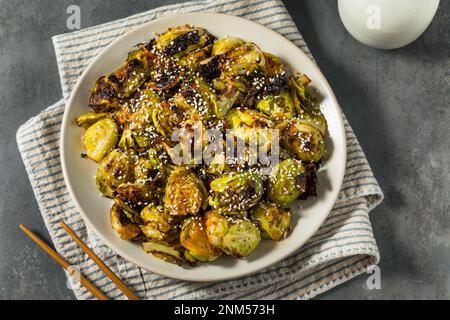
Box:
0 0 448 300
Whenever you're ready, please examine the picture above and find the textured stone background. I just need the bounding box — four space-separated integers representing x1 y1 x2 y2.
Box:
0 0 448 299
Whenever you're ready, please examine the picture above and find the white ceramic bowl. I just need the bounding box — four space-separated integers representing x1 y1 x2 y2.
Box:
338 0 440 49
61 13 346 282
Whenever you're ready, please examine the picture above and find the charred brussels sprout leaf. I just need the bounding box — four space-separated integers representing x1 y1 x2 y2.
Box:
289 74 327 137
211 37 246 56
110 203 141 240
156 26 214 58
205 211 261 258
267 158 307 206
225 43 265 76
164 167 208 216
180 216 223 262
250 201 291 240
209 172 264 213
83 118 119 162
142 241 192 266
96 149 133 198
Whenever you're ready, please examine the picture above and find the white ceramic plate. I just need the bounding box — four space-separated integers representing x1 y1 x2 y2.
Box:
61 13 346 282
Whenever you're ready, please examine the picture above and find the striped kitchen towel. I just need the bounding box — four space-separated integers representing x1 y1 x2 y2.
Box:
16 0 384 300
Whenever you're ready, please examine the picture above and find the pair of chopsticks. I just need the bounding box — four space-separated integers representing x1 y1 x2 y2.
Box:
20 222 139 300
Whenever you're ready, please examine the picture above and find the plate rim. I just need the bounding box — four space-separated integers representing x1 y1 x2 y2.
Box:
60 12 347 282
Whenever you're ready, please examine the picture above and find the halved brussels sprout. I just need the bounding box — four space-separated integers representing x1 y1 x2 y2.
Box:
88 75 121 112
134 155 165 184
205 211 261 258
116 182 162 213
164 167 208 216
164 115 207 166
127 41 157 69
250 201 291 240
140 204 177 241
227 108 272 130
96 149 133 197
180 216 223 262
227 108 273 153
176 77 219 120
211 37 246 56
267 158 307 206
156 26 214 57
178 44 212 67
225 43 265 76
142 241 191 266
109 43 157 99
152 101 193 138
281 119 325 162
110 203 141 240
209 172 264 213
256 91 296 121
83 118 119 162
289 74 327 137
263 52 285 75
76 112 108 129
118 89 159 148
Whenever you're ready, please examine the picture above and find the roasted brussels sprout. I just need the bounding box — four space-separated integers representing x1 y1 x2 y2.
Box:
227 108 273 153
140 204 177 241
96 149 133 197
211 37 245 56
250 201 291 240
118 90 159 148
116 44 157 98
110 203 141 240
116 182 162 213
180 216 223 262
176 77 219 120
263 52 285 75
227 108 272 131
83 118 119 162
281 119 325 162
178 44 212 67
76 112 108 129
225 43 265 76
209 172 264 213
134 155 165 184
267 158 308 206
156 25 214 57
256 91 296 121
152 101 193 138
205 211 261 258
289 74 327 137
88 75 121 112
164 167 208 216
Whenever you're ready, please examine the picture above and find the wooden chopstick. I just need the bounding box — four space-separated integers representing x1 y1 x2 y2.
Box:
19 224 108 300
59 221 139 300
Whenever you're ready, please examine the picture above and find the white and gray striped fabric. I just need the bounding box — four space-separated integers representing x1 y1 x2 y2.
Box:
16 0 384 300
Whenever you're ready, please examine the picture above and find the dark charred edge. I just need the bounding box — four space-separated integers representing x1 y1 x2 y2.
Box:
197 54 223 82
164 31 201 56
128 58 144 69
298 164 318 200
265 73 290 95
243 73 290 108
